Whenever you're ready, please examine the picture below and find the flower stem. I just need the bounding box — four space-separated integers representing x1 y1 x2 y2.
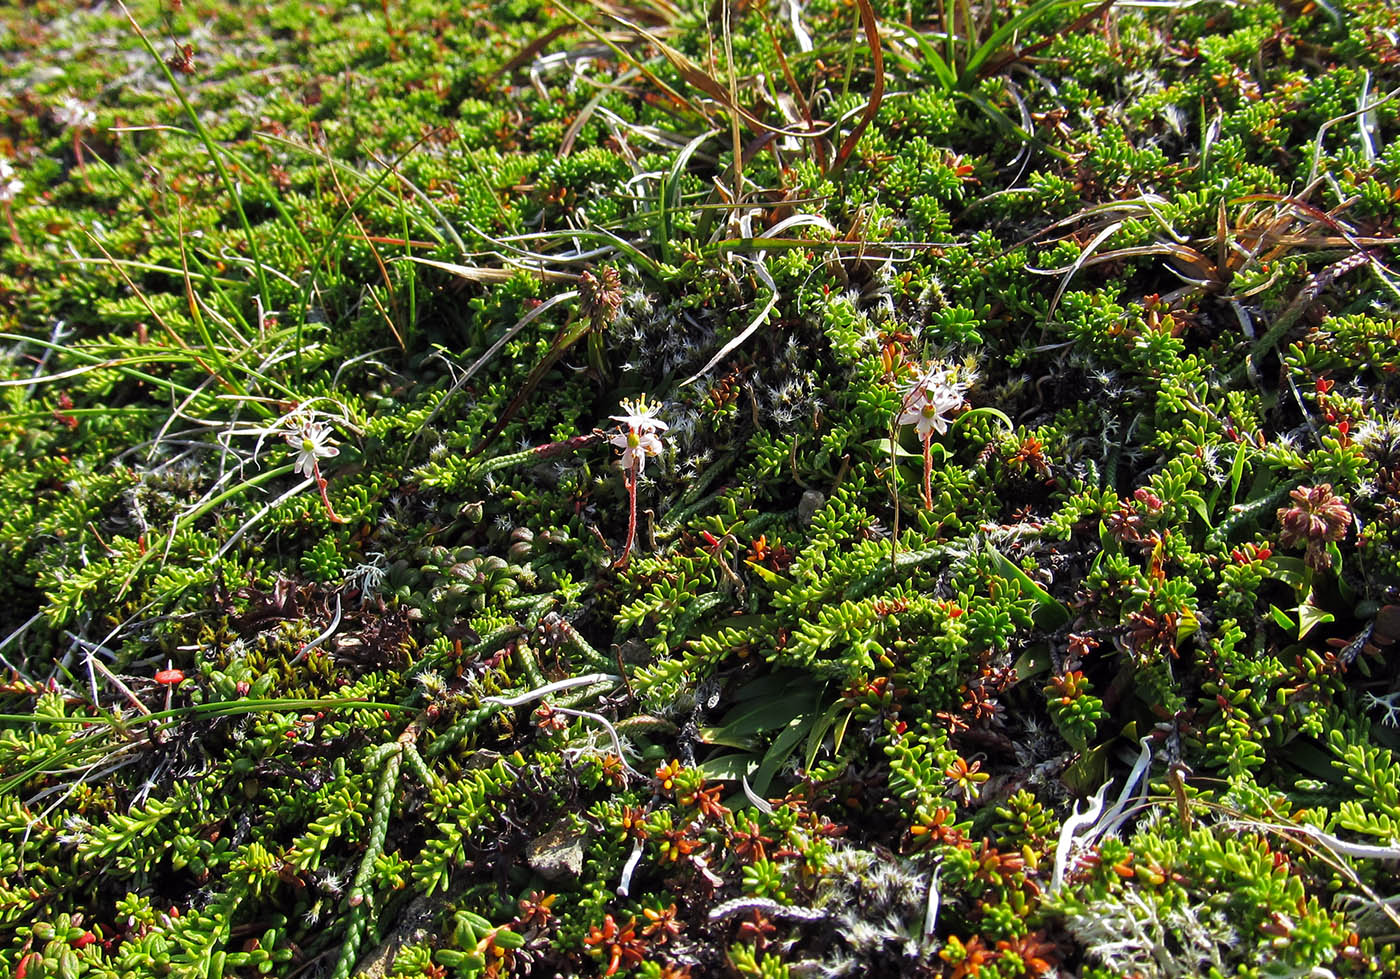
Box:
3 202 18 247
922 435 933 510
616 465 638 567
72 131 91 191
314 462 347 524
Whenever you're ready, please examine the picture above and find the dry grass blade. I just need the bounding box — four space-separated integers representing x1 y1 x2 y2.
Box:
1040 220 1124 330
721 0 744 210
976 0 1117 80
572 0 832 145
763 8 825 169
403 257 580 284
682 257 779 385
555 1 716 126
486 23 575 87
84 228 241 396
466 304 593 459
327 154 407 351
459 290 581 387
620 13 761 130
401 277 581 459
829 0 883 176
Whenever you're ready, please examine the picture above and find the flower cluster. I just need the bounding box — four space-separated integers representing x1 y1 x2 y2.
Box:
53 97 96 131
579 265 625 332
0 157 21 246
0 158 21 203
897 361 974 440
608 395 666 565
286 417 341 478
1277 483 1351 570
896 359 976 508
281 413 345 523
609 396 667 476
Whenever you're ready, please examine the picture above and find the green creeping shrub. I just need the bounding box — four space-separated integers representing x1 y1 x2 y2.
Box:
414 759 519 897
627 482 1041 719
886 718 959 817
302 533 349 582
1043 670 1106 752
1060 819 1365 978
1328 727 1400 843
432 911 525 976
5 0 1400 975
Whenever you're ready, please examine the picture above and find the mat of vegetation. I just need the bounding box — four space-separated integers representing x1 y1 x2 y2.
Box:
3 0 1400 975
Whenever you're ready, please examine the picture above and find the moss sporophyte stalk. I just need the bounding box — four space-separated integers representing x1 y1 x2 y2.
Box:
4 0 1400 975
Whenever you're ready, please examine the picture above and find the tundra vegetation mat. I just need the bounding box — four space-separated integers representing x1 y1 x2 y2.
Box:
2 0 1400 975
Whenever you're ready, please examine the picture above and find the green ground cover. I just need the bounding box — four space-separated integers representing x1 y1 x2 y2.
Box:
2 0 1400 974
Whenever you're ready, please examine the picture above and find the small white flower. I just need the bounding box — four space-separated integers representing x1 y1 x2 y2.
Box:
896 397 963 445
609 395 667 475
609 396 668 436
286 420 339 478
897 362 971 440
905 360 974 401
0 158 21 203
54 97 96 130
611 428 665 474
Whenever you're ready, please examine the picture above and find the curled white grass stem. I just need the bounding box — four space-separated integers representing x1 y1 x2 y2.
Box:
550 706 644 779
617 839 645 896
923 863 943 937
741 776 774 814
1051 737 1154 893
483 673 621 708
72 636 149 716
289 593 342 666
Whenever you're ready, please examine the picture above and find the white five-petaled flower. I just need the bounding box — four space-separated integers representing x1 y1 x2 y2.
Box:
897 385 964 440
897 361 973 440
0 158 21 203
286 420 340 478
54 97 96 131
609 396 667 475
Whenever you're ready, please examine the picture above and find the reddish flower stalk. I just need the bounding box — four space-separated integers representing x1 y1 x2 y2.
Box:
54 98 96 190
619 464 639 565
922 435 934 510
284 416 345 524
608 396 666 567
2 202 18 248
314 462 347 524
895 360 974 509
